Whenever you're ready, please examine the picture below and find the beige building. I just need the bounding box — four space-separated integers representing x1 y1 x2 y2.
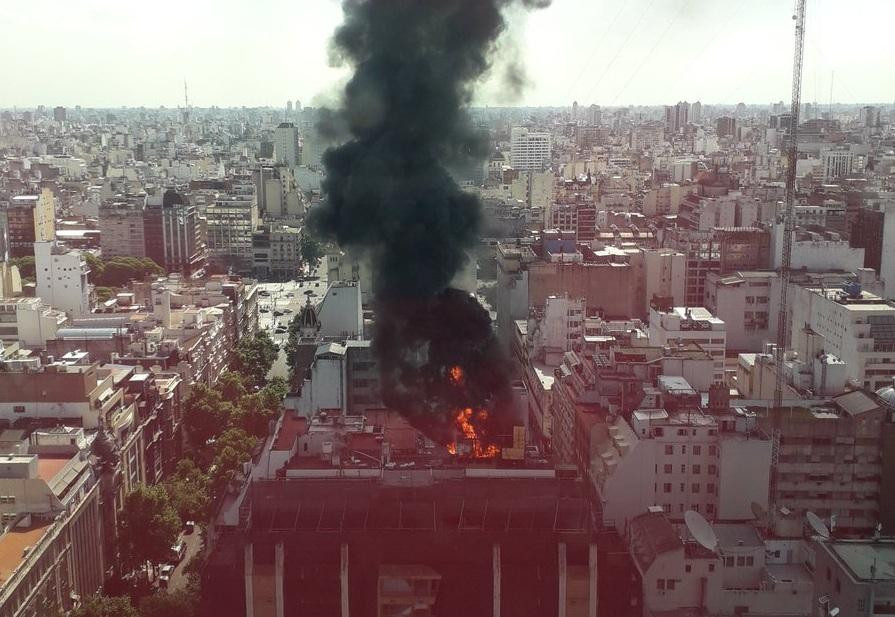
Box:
98 199 146 258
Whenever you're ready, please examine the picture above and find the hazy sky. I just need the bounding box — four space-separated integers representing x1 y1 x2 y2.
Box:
2 0 892 108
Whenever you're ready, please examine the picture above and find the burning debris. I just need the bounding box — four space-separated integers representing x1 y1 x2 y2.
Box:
311 0 549 451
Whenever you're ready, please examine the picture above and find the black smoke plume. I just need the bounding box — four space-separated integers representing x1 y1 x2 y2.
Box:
310 0 548 446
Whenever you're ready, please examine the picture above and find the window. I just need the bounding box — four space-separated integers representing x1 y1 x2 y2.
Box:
693 465 701 474
708 465 717 475
707 483 715 494
656 579 665 590
666 579 676 591
858 599 866 612
724 556 734 567
708 446 717 456
664 464 672 474
692 483 700 493
13 405 25 414
682 445 687 454
706 503 715 514
680 465 686 473
708 563 715 572
737 556 745 566
685 565 692 573
745 556 754 566
663 483 672 493
680 483 685 492
693 445 701 455
663 504 671 513
665 445 674 455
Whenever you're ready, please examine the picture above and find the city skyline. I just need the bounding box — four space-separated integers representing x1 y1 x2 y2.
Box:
2 0 892 108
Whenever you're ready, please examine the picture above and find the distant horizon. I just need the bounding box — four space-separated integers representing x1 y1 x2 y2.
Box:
1 101 889 112
1 0 892 109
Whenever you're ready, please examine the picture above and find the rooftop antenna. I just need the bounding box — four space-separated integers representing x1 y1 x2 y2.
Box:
184 79 190 110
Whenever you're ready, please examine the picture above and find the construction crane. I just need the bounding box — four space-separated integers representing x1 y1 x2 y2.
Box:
770 0 807 508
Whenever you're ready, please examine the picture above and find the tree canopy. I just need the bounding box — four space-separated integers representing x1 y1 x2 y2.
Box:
300 233 324 270
229 331 278 388
69 595 138 617
118 485 181 571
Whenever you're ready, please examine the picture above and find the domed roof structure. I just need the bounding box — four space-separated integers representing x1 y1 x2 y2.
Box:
875 386 895 408
298 297 320 334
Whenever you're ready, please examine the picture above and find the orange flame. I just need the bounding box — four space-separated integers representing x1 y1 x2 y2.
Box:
446 407 499 458
449 365 464 385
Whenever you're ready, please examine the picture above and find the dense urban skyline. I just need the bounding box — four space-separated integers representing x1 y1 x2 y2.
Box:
2 0 893 108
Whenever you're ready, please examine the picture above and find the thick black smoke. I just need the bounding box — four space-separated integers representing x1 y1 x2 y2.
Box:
310 0 548 445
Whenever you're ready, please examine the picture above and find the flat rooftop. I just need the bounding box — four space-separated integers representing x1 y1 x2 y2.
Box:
828 541 895 581
0 523 53 585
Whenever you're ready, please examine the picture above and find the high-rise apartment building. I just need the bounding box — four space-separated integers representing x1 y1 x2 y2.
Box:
0 189 56 259
274 122 300 167
664 101 689 135
715 116 736 137
99 198 146 258
822 149 854 181
510 127 552 172
144 189 206 275
205 185 259 275
34 241 91 317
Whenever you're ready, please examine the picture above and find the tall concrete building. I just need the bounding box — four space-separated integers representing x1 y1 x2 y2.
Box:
664 101 689 135
822 149 854 181
144 189 206 275
34 241 91 317
587 104 601 126
274 122 300 167
99 198 146 258
510 127 552 172
205 185 259 275
0 189 56 259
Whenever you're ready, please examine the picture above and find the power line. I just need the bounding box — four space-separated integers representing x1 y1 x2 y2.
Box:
582 0 658 105
564 2 629 103
610 0 693 106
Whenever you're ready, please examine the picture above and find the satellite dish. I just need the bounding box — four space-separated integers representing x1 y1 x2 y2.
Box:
806 511 830 539
685 510 718 552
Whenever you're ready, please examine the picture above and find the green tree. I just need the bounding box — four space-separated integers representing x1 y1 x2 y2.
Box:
217 371 247 402
210 428 258 493
70 595 137 617
300 233 324 270
138 589 197 617
96 256 164 287
183 384 235 450
231 393 275 438
84 252 105 283
230 331 278 388
95 286 117 302
261 376 288 406
118 485 181 571
164 459 211 524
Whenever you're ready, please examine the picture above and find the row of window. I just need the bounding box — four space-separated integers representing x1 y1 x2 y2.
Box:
661 482 716 494
659 463 718 475
663 444 718 456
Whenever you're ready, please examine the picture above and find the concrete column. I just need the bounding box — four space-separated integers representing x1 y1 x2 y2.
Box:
493 543 501 617
588 542 598 617
340 543 350 617
275 542 285 617
244 542 254 617
558 542 567 617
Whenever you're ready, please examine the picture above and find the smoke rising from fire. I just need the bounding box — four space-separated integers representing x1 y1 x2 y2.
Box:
310 0 549 445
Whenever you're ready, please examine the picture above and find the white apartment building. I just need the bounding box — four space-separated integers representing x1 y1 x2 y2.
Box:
205 186 259 274
790 286 895 391
274 122 300 167
629 510 814 617
0 298 67 347
642 183 685 216
642 249 686 315
822 149 853 181
649 305 727 382
527 294 585 366
34 241 91 317
771 224 864 272
588 391 772 532
510 127 552 172
704 271 779 353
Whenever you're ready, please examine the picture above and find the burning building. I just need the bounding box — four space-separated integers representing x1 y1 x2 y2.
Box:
308 0 552 450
